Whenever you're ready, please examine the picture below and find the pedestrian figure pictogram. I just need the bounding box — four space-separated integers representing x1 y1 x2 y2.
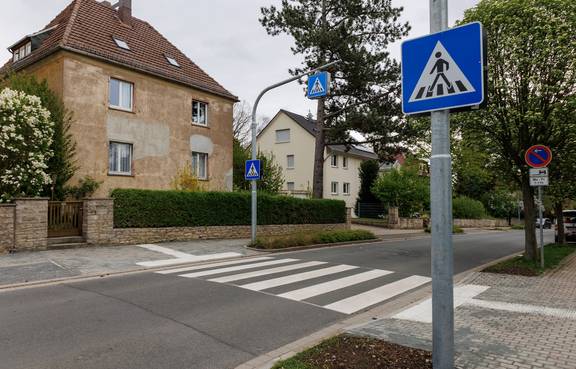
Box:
409 41 475 102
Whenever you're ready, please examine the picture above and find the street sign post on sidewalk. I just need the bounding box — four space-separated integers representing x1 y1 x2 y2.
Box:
402 2 486 368
527 146 552 269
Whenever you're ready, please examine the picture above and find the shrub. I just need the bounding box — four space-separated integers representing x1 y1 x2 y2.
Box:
452 196 486 219
111 189 346 228
171 162 203 192
425 225 464 234
66 176 101 199
251 230 376 249
0 87 54 202
372 166 429 217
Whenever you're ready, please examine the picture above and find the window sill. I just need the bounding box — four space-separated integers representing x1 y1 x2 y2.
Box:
286 167 295 170
192 122 209 128
109 106 135 114
331 193 339 196
108 172 134 177
275 141 290 144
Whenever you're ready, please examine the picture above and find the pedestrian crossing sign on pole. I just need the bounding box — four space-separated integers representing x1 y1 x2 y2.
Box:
307 71 330 99
401 22 486 115
245 159 261 180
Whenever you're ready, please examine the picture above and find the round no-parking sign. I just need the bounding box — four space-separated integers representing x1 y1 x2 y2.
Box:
525 145 552 168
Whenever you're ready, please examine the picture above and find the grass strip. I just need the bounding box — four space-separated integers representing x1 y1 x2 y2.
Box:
251 230 376 250
484 244 576 276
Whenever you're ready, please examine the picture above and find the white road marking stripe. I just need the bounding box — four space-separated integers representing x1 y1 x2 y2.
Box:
277 269 392 301
393 284 490 323
156 257 273 274
323 275 431 314
208 261 327 283
179 259 298 278
138 252 242 267
138 253 243 267
466 299 576 320
240 265 359 291
137 244 192 258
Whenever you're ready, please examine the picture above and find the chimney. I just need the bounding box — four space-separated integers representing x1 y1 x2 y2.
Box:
118 0 132 24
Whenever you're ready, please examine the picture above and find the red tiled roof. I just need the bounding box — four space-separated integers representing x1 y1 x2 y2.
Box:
2 0 237 101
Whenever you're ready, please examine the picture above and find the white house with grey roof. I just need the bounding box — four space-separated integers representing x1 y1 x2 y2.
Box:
257 110 378 211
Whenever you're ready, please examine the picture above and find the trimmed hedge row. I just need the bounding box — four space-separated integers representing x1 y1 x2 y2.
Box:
111 189 347 228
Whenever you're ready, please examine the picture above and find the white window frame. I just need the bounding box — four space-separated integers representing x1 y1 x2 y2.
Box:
192 100 208 126
13 42 32 62
275 129 290 143
192 151 209 180
108 141 133 176
342 156 348 169
109 78 134 112
286 155 295 169
331 181 339 195
331 154 338 168
343 182 351 195
287 182 295 192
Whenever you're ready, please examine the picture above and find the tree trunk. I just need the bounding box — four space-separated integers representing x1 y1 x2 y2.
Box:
555 201 565 244
312 97 326 198
521 177 538 260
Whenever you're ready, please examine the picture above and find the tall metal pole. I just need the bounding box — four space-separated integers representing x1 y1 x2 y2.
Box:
539 186 544 268
250 60 341 243
430 1 454 369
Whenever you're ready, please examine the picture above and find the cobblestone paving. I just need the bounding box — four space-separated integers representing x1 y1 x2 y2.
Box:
349 253 576 369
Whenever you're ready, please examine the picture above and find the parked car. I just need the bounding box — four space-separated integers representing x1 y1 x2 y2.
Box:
555 210 576 242
536 218 552 229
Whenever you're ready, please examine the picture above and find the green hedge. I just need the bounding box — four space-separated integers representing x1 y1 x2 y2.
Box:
453 196 487 219
111 189 346 228
251 230 376 250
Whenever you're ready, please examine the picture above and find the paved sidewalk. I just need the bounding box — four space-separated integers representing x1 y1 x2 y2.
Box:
0 239 259 287
349 253 576 369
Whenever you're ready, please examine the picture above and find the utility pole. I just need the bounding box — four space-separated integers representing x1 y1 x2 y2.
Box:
429 1 454 368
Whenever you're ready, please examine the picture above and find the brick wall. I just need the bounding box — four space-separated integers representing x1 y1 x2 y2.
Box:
454 218 509 228
389 218 424 229
0 204 16 252
112 223 348 245
13 198 48 251
83 198 114 245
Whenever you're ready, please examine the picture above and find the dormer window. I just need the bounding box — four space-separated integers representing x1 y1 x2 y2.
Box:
12 42 32 63
113 37 130 50
165 55 180 67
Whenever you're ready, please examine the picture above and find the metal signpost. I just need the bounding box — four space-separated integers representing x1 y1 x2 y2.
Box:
402 2 486 367
526 145 552 269
249 60 339 243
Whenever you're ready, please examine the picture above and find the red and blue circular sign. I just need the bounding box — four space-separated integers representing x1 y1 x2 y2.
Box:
525 145 552 168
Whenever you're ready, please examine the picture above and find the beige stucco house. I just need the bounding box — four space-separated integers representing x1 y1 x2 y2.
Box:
1 0 237 196
257 110 378 210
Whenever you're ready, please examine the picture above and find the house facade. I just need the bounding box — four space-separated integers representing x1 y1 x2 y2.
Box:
1 0 236 196
257 110 378 210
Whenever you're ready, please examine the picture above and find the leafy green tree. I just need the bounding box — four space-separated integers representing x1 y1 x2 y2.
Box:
372 164 429 217
4 74 76 200
459 0 576 260
233 139 285 195
452 135 495 200
260 0 412 198
452 196 487 220
356 160 380 204
481 189 516 220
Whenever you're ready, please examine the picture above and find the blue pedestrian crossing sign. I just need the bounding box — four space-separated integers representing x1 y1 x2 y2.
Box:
245 159 261 180
401 22 486 115
307 72 330 99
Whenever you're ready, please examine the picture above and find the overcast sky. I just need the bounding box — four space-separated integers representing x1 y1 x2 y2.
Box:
1 0 479 119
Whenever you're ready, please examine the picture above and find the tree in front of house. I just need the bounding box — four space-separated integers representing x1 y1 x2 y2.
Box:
4 74 77 201
372 162 429 218
459 0 576 260
232 139 284 195
355 160 380 216
0 87 54 202
260 0 412 198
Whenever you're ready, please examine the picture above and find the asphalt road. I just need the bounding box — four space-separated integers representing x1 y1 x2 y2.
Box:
0 230 552 369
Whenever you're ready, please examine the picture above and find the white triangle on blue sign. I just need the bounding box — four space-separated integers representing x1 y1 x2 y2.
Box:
247 163 259 177
310 77 325 95
409 41 475 102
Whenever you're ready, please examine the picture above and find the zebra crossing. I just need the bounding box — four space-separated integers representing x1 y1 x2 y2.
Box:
155 256 431 315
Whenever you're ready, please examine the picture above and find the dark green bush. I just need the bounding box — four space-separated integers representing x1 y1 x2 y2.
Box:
452 196 487 219
251 229 376 249
111 189 346 228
